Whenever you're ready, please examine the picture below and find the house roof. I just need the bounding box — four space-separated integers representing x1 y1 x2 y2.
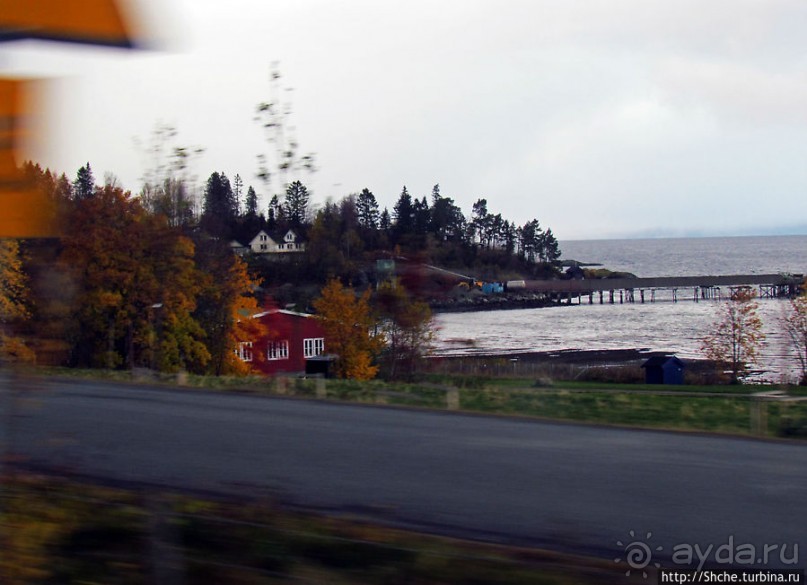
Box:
278 228 304 241
641 355 685 369
248 229 276 245
230 228 309 251
252 308 314 319
244 228 304 245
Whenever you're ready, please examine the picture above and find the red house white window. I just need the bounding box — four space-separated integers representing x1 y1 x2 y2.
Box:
235 341 253 362
244 309 328 375
303 337 324 358
267 340 289 360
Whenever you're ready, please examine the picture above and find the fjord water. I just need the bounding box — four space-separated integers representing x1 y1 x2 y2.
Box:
433 235 807 382
560 235 806 278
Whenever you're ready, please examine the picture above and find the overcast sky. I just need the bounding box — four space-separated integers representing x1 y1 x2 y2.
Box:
7 0 807 239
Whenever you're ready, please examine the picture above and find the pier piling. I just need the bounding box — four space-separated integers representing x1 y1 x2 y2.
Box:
517 274 801 306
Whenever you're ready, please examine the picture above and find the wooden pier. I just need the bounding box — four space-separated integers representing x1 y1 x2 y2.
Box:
519 274 804 305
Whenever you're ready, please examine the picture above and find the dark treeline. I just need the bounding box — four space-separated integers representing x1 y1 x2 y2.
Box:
193 172 562 290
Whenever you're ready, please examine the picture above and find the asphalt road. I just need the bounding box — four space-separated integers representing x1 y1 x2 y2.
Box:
3 375 806 568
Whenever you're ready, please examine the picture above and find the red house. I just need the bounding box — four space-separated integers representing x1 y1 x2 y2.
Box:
235 309 327 376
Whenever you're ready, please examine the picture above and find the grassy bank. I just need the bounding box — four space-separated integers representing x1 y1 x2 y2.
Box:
0 474 619 585
17 367 807 439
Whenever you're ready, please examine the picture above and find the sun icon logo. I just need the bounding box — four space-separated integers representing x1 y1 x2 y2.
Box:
614 530 663 578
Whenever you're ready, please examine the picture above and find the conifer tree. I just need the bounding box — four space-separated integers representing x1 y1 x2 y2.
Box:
73 163 95 200
540 228 561 264
379 208 391 234
412 196 430 235
356 188 380 230
201 171 237 237
392 186 414 241
267 194 283 230
233 173 244 215
429 185 465 242
284 180 310 228
245 186 258 217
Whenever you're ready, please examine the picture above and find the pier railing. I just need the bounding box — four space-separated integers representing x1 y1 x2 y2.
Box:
520 273 803 304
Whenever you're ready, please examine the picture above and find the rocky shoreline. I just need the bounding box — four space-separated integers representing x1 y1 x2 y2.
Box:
430 292 557 313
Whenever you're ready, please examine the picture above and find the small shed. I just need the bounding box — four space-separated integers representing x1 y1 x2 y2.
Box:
641 355 685 385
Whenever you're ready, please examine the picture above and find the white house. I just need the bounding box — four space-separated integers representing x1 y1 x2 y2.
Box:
245 229 306 255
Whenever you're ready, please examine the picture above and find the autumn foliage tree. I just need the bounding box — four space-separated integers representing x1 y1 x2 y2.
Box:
192 239 268 376
145 225 211 373
16 161 267 376
61 185 139 368
701 287 765 384
313 279 383 380
214 257 267 376
0 239 35 362
61 184 211 371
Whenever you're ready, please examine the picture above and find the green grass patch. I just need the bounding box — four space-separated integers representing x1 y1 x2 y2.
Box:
546 380 763 394
422 373 765 394
768 401 807 437
460 388 765 434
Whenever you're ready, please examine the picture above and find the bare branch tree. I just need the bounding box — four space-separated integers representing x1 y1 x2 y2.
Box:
701 287 765 384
